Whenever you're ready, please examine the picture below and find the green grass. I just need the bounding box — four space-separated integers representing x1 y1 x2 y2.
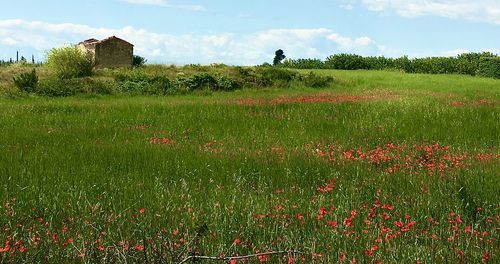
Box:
0 68 499 263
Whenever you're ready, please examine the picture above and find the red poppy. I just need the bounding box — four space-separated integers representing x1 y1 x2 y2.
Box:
135 244 144 252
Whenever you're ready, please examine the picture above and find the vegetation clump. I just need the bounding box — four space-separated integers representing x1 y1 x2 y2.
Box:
46 47 94 79
301 72 334 88
13 69 38 93
281 52 500 78
132 55 147 67
478 57 500 79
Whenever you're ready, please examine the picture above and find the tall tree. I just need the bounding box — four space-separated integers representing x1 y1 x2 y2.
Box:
273 49 286 66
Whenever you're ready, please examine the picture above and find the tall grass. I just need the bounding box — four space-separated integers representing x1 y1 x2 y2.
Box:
0 69 498 263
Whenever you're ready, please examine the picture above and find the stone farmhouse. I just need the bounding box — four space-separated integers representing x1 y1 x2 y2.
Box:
77 36 133 68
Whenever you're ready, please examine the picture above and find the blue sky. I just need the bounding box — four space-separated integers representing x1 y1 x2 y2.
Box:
1 0 499 65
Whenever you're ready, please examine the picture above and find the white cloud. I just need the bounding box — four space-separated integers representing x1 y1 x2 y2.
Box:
0 37 18 46
441 49 471 57
120 0 206 11
0 19 386 65
347 0 500 25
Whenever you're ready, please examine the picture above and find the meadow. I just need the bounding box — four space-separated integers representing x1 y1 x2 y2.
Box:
0 67 499 263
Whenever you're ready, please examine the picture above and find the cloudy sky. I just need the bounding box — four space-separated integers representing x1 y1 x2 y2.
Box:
1 0 499 65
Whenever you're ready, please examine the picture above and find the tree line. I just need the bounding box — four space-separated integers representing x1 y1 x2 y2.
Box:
276 52 500 79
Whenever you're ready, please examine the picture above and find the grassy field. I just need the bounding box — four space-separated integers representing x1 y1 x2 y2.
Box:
0 68 499 263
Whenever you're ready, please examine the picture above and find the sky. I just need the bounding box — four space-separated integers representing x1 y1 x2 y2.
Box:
0 0 499 65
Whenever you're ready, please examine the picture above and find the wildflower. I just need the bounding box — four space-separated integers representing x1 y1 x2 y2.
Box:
139 208 145 214
19 246 27 253
230 259 237 264
317 207 327 221
317 179 337 193
327 221 338 229
364 249 373 256
482 252 490 263
0 241 11 253
297 213 304 221
135 244 144 252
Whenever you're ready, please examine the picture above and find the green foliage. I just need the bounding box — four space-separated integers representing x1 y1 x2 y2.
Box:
175 73 239 92
214 75 240 91
281 58 325 69
37 77 116 97
257 67 297 84
13 69 38 92
478 57 500 79
326 54 368 70
115 71 174 95
282 52 500 79
132 55 147 67
176 73 218 91
273 49 286 66
3 65 337 97
46 47 94 79
301 71 334 88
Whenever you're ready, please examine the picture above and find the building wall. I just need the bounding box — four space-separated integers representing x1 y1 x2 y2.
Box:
94 39 133 68
77 44 96 58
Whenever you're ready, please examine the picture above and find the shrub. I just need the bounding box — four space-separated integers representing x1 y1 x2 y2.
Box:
478 57 500 79
114 71 175 95
175 73 218 91
301 72 334 88
325 54 368 70
215 75 240 91
256 67 297 87
37 78 81 97
281 59 325 69
118 80 150 94
392 56 413 72
148 75 174 95
37 77 116 97
13 69 38 92
132 55 147 67
47 47 94 79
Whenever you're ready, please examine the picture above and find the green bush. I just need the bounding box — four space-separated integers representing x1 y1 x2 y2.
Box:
13 69 38 92
37 77 116 97
148 75 174 95
114 71 174 95
132 55 147 67
47 47 94 79
478 57 500 79
325 54 368 70
301 72 334 88
233 67 271 87
215 75 240 91
256 67 297 87
281 58 324 69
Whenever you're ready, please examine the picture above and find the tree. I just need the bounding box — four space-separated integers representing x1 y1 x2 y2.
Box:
273 49 286 66
133 55 147 67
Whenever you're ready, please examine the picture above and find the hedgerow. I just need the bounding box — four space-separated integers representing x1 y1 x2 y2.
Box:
281 52 500 78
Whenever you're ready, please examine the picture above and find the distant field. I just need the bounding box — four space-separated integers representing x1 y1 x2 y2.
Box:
0 69 499 263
